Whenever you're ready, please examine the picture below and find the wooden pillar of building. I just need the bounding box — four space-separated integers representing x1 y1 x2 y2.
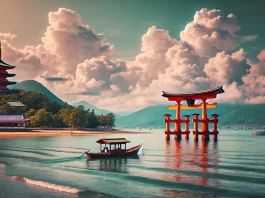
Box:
192 114 199 141
164 114 171 140
183 115 190 140
201 99 209 141
174 101 182 140
211 114 219 142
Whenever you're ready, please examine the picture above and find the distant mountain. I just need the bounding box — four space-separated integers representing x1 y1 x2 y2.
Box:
116 103 265 129
72 101 121 118
8 80 120 118
8 80 66 106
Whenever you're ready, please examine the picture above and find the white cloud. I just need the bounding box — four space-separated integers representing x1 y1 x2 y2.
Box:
1 8 265 112
180 8 241 57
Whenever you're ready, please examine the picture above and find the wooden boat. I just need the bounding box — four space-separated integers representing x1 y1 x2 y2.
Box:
85 138 143 159
251 130 265 136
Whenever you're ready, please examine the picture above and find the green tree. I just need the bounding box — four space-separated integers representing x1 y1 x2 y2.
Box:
106 113 115 128
97 114 107 127
25 108 36 118
86 109 99 128
56 107 74 127
30 108 54 127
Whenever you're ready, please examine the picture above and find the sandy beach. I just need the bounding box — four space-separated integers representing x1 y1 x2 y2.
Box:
0 128 152 138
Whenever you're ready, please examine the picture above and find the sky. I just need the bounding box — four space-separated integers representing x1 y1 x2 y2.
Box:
1 0 265 113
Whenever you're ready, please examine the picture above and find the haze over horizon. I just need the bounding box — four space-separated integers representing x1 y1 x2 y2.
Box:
1 0 265 113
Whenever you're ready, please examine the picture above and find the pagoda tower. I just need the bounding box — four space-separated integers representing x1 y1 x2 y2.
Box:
0 41 17 93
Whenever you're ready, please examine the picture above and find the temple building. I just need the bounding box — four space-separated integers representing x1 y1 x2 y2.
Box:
0 113 30 129
0 41 30 130
7 100 26 107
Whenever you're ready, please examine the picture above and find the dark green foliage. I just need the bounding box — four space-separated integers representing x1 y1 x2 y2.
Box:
97 113 116 128
0 90 115 128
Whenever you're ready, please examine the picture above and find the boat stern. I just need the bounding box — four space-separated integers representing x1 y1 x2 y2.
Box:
85 151 91 159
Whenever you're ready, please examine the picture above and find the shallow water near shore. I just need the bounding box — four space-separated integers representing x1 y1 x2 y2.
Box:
0 129 265 198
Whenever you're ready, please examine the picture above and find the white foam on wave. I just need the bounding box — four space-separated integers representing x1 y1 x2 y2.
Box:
11 176 83 194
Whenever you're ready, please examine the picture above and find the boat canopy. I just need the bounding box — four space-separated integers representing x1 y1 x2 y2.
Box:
96 138 130 144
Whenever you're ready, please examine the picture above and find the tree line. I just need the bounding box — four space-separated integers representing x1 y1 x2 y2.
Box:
0 90 115 128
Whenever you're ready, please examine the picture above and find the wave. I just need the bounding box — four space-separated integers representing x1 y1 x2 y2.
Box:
11 176 83 194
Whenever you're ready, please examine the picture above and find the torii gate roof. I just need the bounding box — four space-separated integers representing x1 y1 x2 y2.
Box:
162 86 225 106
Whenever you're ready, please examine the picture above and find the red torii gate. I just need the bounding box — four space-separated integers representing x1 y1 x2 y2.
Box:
162 86 225 141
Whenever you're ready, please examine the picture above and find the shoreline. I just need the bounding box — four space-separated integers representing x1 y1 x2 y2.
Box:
0 129 152 138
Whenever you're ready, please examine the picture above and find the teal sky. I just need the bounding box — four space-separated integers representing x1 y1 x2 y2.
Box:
1 0 265 60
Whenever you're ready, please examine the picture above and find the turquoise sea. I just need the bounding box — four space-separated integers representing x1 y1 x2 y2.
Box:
0 129 265 198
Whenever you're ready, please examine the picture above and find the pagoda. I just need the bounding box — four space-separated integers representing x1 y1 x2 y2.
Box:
0 41 17 93
0 41 31 130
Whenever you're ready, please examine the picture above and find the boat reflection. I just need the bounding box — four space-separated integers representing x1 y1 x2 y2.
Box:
86 156 139 174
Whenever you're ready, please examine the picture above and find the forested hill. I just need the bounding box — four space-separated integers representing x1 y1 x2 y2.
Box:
9 80 119 116
9 80 66 106
0 90 115 128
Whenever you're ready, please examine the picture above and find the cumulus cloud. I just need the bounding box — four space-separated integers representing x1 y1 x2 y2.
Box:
127 26 176 87
0 33 17 43
180 8 242 57
0 7 264 112
215 82 243 103
204 49 250 85
74 56 127 93
241 49 265 103
42 8 115 74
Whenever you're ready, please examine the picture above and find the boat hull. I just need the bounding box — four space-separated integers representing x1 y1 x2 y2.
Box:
251 131 265 136
85 144 142 159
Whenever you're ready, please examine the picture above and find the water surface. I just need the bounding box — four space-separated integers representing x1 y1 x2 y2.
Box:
0 129 265 197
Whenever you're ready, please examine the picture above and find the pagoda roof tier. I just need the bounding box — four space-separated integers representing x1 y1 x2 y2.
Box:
0 80 16 85
162 86 225 106
0 60 15 69
0 72 16 77
0 89 19 94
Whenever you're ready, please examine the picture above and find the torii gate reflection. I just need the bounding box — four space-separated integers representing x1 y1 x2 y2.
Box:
161 140 219 197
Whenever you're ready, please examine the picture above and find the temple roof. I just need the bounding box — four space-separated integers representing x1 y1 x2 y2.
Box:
0 41 15 69
0 89 19 94
0 72 16 77
0 60 15 69
96 138 130 144
7 100 26 107
162 86 225 105
0 80 16 85
0 113 29 122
